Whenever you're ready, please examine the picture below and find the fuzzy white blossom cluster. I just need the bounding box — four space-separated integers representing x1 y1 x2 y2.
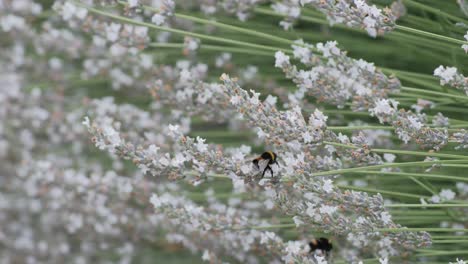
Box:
0 0 41 52
221 73 328 148
434 65 468 96
277 176 431 257
0 73 188 262
453 129 468 150
273 0 405 36
149 192 318 263
369 98 449 150
276 40 400 110
2 0 468 263
89 0 175 26
83 74 434 261
276 41 451 150
218 74 431 258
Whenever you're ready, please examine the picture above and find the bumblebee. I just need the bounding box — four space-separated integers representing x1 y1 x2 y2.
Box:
252 151 278 178
309 237 333 255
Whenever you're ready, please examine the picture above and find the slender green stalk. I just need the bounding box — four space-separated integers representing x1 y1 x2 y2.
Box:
386 204 468 208
451 124 468 128
330 125 461 132
393 72 447 92
304 159 467 178
401 86 468 101
393 91 455 104
242 225 468 233
322 109 468 125
402 0 468 24
394 216 450 220
416 250 468 256
395 25 467 45
390 210 447 215
406 176 461 221
378 227 468 232
433 240 468 244
235 224 296 230
148 42 274 56
354 171 468 183
410 176 438 195
433 235 468 239
442 164 468 169
324 141 468 160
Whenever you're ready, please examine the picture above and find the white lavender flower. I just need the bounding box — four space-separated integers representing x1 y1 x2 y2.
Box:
273 0 402 36
434 65 468 95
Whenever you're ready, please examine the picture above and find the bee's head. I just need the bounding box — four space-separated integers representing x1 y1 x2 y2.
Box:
308 239 318 252
252 159 260 169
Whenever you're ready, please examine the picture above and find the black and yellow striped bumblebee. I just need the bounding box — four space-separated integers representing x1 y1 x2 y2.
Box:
309 237 333 255
252 151 278 177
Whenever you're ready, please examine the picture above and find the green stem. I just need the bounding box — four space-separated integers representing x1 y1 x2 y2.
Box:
393 91 455 104
395 25 467 45
401 86 468 102
328 125 460 133
410 176 439 195
354 171 468 183
386 204 468 208
304 159 467 177
378 227 468 232
442 164 468 169
433 235 468 239
433 240 468 244
416 250 468 256
148 42 274 56
236 224 296 230
390 210 447 215
403 0 468 24
395 216 450 220
325 141 468 160
450 124 468 128
322 109 468 125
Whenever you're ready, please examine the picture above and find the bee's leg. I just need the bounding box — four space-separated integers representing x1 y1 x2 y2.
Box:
261 165 270 178
262 165 273 177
